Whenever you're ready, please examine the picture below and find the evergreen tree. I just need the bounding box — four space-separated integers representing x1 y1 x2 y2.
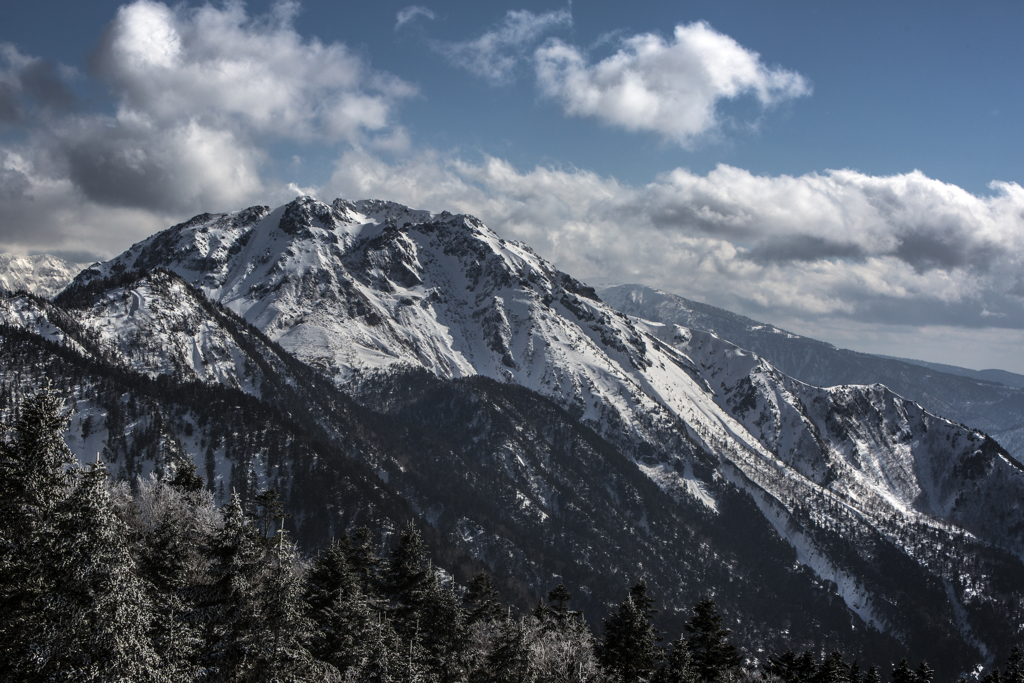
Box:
420 583 472 683
348 526 385 594
865 665 882 683
766 651 802 683
815 652 850 683
383 522 435 634
134 476 207 681
168 459 205 494
548 583 573 617
255 529 328 681
44 459 161 682
850 661 862 683
0 388 77 681
630 580 658 620
684 597 741 683
251 487 290 542
199 492 267 680
915 661 934 683
891 659 916 683
656 635 700 683
464 572 504 625
359 613 426 683
600 582 662 683
1006 647 1024 683
486 618 535 683
305 538 371 677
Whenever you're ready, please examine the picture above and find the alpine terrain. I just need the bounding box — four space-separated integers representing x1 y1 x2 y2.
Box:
2 196 1022 678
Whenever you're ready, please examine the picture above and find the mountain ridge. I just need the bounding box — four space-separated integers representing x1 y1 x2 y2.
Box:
2 196 1023 676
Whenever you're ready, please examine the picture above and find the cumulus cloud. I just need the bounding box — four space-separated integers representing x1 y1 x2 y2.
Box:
325 150 1024 332
435 9 572 84
93 0 415 140
396 6 435 30
535 21 810 146
0 0 415 257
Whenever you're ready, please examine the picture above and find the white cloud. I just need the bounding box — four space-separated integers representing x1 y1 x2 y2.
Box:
396 6 436 31
436 9 572 85
325 150 1024 333
94 0 415 141
0 0 416 256
535 21 810 146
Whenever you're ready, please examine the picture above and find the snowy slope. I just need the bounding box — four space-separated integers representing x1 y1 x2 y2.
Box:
639 321 1024 559
602 284 1024 454
0 253 90 298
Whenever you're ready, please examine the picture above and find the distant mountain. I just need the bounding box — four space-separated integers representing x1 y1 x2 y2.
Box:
881 356 1024 390
601 284 1024 460
0 253 90 298
2 197 1021 677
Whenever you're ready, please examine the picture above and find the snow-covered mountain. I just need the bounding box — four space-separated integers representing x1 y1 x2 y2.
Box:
7 195 1022 676
602 284 1024 460
0 253 90 298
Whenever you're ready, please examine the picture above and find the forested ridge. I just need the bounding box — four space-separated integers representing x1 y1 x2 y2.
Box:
2 389 1022 683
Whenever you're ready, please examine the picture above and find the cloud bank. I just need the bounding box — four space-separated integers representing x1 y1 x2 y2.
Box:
326 151 1024 331
535 21 810 146
0 0 413 255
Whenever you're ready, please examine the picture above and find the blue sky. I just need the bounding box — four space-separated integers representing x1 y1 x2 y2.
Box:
3 0 1024 371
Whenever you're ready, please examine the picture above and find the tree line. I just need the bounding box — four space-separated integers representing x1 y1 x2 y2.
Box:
2 389 1022 683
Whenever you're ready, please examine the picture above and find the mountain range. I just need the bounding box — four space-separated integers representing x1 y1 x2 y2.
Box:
1 196 1022 678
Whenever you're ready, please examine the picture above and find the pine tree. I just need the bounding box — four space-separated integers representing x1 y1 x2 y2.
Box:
600 582 663 683
656 635 700 683
684 597 741 683
420 583 472 683
251 487 290 542
850 661 862 683
348 526 385 594
2 389 162 682
815 652 850 683
199 492 267 680
464 572 504 625
891 659 916 683
1006 647 1024 683
915 661 934 683
359 613 426 683
256 529 328 681
45 459 161 681
548 583 573 617
765 651 801 683
0 388 77 681
135 476 208 681
865 664 882 683
486 617 535 683
305 538 372 677
383 521 434 635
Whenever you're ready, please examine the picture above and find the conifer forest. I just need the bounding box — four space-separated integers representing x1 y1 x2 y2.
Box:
2 389 1022 683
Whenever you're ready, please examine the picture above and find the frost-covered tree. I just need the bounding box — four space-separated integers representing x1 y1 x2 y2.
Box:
44 459 161 681
1 389 159 682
